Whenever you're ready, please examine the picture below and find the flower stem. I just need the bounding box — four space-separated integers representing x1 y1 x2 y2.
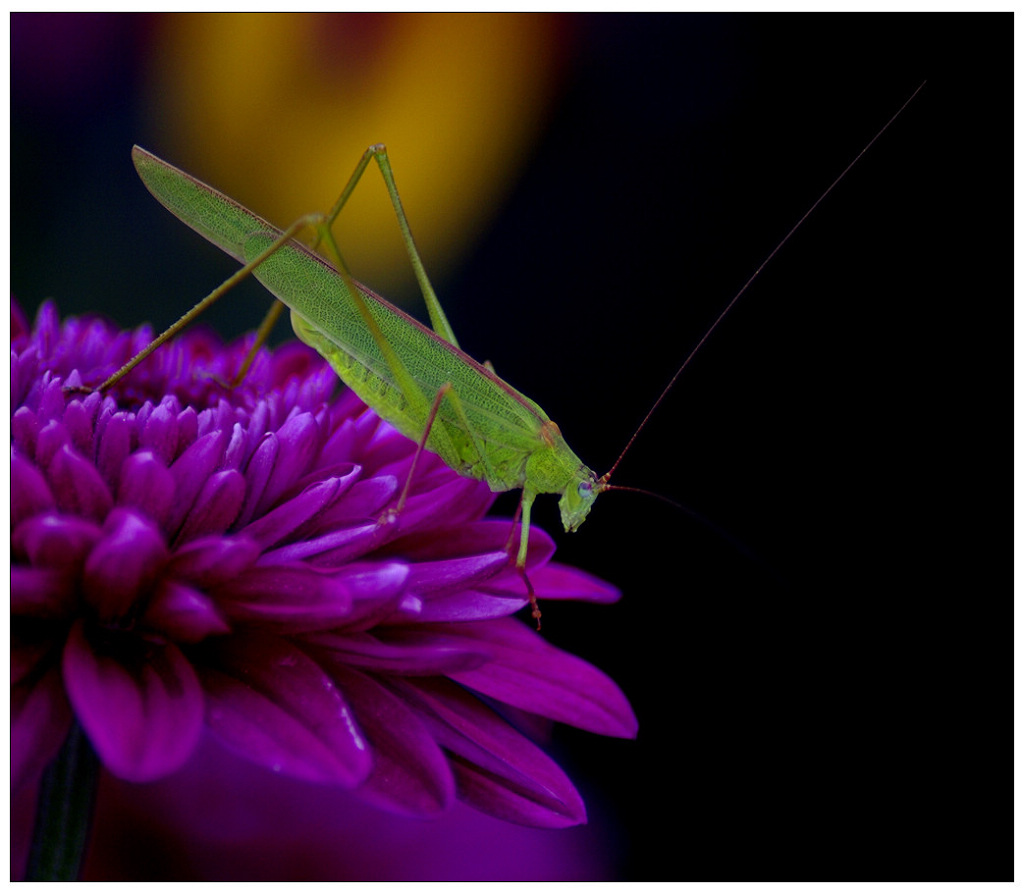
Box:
25 722 100 881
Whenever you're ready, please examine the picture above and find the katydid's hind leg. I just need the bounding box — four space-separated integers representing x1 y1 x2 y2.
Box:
319 144 460 348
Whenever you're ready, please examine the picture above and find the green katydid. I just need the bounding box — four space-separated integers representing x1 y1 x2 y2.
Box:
102 83 923 628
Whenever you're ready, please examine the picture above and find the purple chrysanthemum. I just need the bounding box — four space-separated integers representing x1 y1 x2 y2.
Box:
11 299 637 829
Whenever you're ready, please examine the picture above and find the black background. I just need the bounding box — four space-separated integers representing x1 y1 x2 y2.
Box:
12 13 1008 880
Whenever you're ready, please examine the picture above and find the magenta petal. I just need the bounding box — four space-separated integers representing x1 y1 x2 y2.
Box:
175 405 198 453
389 519 549 563
47 444 113 522
527 562 621 604
63 620 204 782
217 562 407 633
38 379 67 423
329 665 455 817
62 398 97 458
290 459 361 497
165 535 261 587
393 676 587 828
259 521 387 566
11 566 77 618
215 565 353 631
94 411 133 493
391 475 494 531
314 475 398 528
422 559 617 620
319 561 412 629
174 469 246 543
13 513 102 570
308 628 491 676
448 755 584 829
237 477 346 550
252 413 323 515
441 617 639 739
82 509 169 620
198 631 371 785
12 407 42 460
406 550 510 597
139 399 183 465
116 451 176 530
36 420 70 470
12 665 73 791
11 453 55 528
393 587 527 623
234 432 277 528
142 580 231 642
166 429 228 535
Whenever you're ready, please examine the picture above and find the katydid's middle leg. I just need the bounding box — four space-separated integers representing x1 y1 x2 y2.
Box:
213 299 286 388
391 382 453 518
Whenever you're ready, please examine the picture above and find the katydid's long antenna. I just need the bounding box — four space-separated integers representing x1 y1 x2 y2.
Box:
601 81 926 483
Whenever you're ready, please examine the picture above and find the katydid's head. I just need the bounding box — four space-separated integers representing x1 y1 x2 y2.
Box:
564 466 681 533
559 468 607 533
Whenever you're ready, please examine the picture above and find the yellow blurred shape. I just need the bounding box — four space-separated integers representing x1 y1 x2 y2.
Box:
146 13 566 301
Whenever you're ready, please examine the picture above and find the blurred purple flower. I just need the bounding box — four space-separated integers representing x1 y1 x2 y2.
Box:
11 299 637 829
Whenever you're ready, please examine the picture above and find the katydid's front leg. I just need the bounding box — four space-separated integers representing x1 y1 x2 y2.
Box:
514 490 542 629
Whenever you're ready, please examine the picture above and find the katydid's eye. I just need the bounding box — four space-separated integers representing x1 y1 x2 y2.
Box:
578 481 592 498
